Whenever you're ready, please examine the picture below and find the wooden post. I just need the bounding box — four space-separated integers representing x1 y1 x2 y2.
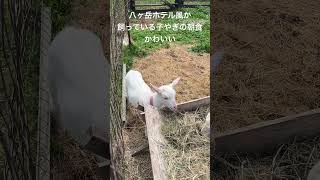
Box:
129 0 135 11
145 105 167 180
36 7 51 180
122 64 127 124
175 0 184 8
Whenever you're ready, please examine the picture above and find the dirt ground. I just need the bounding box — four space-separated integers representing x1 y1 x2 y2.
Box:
212 0 320 133
212 0 320 179
133 44 210 103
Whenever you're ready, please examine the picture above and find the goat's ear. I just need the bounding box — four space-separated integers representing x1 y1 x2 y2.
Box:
150 83 161 94
171 77 181 88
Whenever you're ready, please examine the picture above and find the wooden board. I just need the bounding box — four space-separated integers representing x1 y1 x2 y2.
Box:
215 108 320 155
36 7 51 180
130 143 149 157
122 64 127 124
140 96 210 115
145 105 167 180
176 96 210 112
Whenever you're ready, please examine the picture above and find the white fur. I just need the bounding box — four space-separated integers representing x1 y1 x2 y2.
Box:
308 161 320 180
125 70 180 111
201 112 210 137
47 27 109 145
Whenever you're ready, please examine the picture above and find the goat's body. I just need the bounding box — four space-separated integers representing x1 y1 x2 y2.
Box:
308 161 320 180
125 70 153 107
47 27 109 145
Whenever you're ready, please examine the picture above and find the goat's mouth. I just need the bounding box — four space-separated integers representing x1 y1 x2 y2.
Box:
171 107 177 112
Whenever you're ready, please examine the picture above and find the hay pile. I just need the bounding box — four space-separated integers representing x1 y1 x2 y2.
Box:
161 106 210 179
123 108 153 179
133 44 210 103
123 44 210 179
51 134 101 180
213 0 320 133
213 137 320 180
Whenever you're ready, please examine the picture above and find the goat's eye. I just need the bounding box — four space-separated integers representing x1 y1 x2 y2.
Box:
164 97 169 100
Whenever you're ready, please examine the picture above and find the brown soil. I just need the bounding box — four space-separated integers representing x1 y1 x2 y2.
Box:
133 44 210 103
213 0 320 133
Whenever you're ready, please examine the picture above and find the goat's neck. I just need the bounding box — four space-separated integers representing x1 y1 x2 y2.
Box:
149 92 163 108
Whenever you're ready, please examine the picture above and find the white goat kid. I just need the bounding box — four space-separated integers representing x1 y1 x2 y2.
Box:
125 70 180 111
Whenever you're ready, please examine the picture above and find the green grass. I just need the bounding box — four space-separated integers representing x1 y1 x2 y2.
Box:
123 7 210 69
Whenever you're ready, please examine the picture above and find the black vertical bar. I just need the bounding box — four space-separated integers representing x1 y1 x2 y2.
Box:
175 0 184 8
130 0 135 11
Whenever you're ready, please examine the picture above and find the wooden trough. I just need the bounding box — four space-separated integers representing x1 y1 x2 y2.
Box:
131 96 210 179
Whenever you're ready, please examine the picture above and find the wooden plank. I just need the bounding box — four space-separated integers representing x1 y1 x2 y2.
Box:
215 108 320 155
135 3 169 6
176 96 210 112
181 4 211 8
122 64 127 124
140 96 210 115
36 7 51 180
145 105 167 180
130 143 149 157
133 9 171 13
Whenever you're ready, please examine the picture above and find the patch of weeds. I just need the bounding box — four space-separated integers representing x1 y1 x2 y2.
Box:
123 44 147 69
44 0 72 35
124 7 210 66
191 42 210 53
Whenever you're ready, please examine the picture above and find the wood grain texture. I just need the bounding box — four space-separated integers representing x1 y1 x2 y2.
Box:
215 108 320 155
176 96 210 112
122 64 126 124
36 7 51 180
130 143 149 157
140 96 210 115
145 105 167 180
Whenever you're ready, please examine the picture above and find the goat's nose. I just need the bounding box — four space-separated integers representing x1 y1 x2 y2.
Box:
173 106 177 111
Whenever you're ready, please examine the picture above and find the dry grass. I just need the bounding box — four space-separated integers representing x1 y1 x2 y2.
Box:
123 107 153 180
161 106 210 180
133 44 210 103
51 134 101 180
212 0 320 133
123 106 210 180
213 137 320 180
123 44 210 179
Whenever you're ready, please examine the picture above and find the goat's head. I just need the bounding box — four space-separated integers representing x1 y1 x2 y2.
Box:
150 77 181 111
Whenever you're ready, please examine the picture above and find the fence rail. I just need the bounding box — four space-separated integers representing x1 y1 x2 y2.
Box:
129 0 210 12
